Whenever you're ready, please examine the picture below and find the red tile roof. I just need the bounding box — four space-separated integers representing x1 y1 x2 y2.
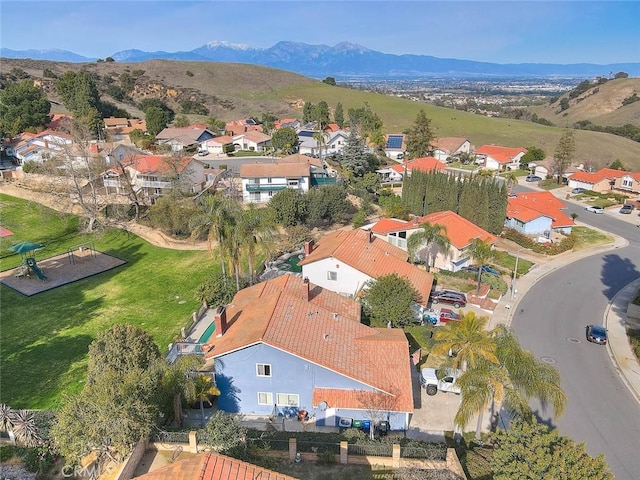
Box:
207 135 234 145
298 229 433 304
405 157 446 173
279 153 323 168
372 212 496 250
325 123 340 132
131 155 193 175
238 130 271 143
204 275 413 412
432 137 468 154
507 192 574 228
475 145 527 164
418 211 497 249
135 452 298 480
569 168 628 184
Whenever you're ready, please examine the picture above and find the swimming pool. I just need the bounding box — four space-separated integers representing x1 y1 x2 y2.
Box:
199 321 216 343
278 255 303 273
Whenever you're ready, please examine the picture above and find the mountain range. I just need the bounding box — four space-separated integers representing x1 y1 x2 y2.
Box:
2 41 639 78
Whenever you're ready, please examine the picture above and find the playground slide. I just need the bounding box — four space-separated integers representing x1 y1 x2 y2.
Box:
26 258 47 281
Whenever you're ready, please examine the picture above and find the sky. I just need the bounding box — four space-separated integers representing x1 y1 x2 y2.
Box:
1 1 639 65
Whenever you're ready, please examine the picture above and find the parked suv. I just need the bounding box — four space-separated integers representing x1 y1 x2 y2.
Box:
429 290 467 308
620 204 635 214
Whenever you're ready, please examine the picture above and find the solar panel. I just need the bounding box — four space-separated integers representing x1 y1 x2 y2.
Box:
386 135 403 149
298 130 315 138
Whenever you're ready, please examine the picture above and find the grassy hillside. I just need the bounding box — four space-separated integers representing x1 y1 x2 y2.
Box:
530 77 640 127
2 58 640 170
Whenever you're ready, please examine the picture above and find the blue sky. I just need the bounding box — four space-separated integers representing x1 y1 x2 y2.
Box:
1 1 638 64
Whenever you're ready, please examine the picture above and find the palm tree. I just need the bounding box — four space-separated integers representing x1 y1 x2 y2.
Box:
238 205 277 284
9 409 40 447
431 311 498 371
406 222 451 272
502 171 519 195
192 374 221 428
162 355 204 427
455 325 566 440
468 238 496 292
312 131 327 162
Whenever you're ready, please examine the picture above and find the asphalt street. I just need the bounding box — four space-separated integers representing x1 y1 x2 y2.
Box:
510 188 640 480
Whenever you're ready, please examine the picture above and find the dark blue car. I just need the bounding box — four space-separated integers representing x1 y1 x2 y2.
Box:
586 325 607 345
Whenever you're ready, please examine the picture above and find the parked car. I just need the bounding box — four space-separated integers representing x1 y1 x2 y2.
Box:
420 367 462 396
571 187 586 194
429 290 467 308
586 325 607 345
461 265 500 276
585 206 604 214
525 175 542 182
439 308 461 323
620 204 635 214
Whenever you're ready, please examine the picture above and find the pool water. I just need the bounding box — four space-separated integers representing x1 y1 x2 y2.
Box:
199 321 216 343
278 256 302 273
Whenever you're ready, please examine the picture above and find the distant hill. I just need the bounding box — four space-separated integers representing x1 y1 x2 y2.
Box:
3 40 640 78
530 77 640 128
2 57 640 170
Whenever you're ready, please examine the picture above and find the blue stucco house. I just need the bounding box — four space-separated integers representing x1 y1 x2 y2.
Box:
202 274 414 432
505 192 574 235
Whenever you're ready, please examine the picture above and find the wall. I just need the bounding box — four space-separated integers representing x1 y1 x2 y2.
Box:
114 440 148 480
302 258 369 298
215 342 376 417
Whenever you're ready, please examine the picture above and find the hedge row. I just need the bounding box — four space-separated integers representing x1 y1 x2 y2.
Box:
503 228 576 255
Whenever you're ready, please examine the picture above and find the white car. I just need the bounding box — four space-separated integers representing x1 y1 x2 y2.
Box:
585 206 604 214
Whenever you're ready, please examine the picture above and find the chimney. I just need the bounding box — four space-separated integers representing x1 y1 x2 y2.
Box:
369 230 374 243
304 240 314 256
214 305 227 337
303 277 310 301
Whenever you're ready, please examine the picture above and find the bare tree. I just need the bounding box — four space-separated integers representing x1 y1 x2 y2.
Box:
355 388 401 440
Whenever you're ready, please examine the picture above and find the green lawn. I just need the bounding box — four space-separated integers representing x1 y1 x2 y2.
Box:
0 194 216 409
492 251 534 277
571 225 614 251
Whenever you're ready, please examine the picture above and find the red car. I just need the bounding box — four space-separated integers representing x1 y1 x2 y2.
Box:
439 308 461 323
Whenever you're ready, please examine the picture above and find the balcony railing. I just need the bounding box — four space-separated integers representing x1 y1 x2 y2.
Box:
167 342 204 364
138 180 173 189
103 179 123 188
310 175 339 187
245 183 289 192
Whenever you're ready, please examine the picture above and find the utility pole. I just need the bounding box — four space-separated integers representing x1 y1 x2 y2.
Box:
511 248 521 300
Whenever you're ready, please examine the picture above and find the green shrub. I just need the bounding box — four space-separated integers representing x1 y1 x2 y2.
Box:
0 445 18 462
186 71 194 77
481 272 508 294
20 445 57 475
503 228 535 249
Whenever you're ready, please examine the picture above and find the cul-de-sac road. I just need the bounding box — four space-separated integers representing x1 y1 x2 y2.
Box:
511 200 640 480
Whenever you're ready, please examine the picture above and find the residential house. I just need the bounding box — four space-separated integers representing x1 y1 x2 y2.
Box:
383 134 406 161
103 117 147 140
103 144 143 165
102 154 206 201
325 130 350 155
475 145 527 171
611 171 640 195
225 118 262 136
530 157 578 181
568 168 631 193
45 114 74 132
431 137 471 162
298 228 434 305
505 191 574 236
274 118 301 130
371 211 497 271
200 135 235 156
7 130 74 165
135 452 299 480
296 130 322 156
324 123 341 133
375 157 446 184
202 275 414 431
156 127 214 151
232 130 272 152
240 162 311 204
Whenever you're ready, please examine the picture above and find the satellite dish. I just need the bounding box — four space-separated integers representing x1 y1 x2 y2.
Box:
318 401 328 411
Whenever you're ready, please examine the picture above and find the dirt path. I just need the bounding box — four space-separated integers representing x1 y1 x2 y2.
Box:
0 182 208 251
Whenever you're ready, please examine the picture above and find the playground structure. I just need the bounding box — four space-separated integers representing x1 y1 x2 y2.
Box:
13 257 47 281
67 242 97 265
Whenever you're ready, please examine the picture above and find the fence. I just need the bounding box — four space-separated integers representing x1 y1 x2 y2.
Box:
153 430 191 444
400 444 448 460
347 442 393 457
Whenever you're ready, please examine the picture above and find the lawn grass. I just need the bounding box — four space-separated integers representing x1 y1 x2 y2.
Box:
492 251 534 277
0 194 217 409
538 178 564 190
571 226 614 251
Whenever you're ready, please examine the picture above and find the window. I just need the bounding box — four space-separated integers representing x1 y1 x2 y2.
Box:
267 177 272 184
276 393 299 407
622 178 633 188
258 392 273 405
327 271 337 281
256 364 271 377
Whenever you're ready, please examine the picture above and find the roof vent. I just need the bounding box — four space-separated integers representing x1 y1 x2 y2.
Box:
332 313 339 320
323 333 329 341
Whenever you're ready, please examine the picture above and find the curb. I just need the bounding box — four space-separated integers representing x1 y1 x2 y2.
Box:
604 278 640 405
492 233 629 329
